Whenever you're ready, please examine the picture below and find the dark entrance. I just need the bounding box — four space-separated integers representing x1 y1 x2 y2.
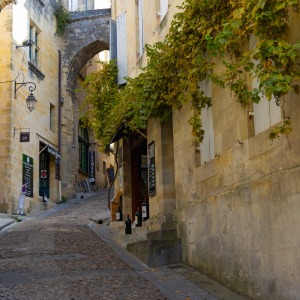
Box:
39 143 50 199
131 134 148 218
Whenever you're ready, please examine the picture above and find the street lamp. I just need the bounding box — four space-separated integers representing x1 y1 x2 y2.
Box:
14 81 37 112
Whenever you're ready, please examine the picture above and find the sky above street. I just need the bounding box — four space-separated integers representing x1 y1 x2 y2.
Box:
94 0 111 9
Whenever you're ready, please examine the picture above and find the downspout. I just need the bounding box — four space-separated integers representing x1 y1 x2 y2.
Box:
58 50 62 202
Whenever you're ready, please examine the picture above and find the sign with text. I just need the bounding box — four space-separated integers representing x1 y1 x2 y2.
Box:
148 141 156 196
20 132 30 142
22 154 33 198
47 146 61 159
89 151 95 184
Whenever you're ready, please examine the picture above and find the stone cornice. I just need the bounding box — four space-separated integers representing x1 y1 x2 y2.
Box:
0 0 17 12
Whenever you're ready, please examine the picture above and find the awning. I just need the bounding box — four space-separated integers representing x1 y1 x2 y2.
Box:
109 123 128 144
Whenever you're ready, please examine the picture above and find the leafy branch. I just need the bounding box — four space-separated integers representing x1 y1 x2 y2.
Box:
80 0 300 147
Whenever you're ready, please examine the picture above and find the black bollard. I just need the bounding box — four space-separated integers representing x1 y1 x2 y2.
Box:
125 214 132 234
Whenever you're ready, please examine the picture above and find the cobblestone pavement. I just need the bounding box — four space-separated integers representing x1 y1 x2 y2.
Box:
0 190 249 300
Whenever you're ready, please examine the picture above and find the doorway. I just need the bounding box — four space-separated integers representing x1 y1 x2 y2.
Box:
131 134 148 218
39 144 50 199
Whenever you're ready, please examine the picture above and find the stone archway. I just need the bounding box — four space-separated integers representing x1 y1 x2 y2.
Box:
60 9 110 197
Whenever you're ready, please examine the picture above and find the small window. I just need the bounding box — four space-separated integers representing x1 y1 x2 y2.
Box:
78 123 90 173
50 103 55 131
29 22 40 67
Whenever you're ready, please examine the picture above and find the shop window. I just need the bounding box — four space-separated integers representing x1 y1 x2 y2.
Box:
78 124 89 173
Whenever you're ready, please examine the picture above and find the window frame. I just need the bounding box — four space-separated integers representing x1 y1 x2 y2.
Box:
78 124 90 174
29 22 40 68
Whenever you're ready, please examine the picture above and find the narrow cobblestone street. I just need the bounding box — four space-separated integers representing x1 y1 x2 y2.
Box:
0 190 248 300
0 190 167 300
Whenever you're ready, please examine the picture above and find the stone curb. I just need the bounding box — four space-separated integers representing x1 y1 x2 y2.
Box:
89 221 219 300
0 218 16 231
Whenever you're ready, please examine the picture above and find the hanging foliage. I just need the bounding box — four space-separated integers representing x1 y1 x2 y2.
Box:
80 0 300 147
54 1 71 36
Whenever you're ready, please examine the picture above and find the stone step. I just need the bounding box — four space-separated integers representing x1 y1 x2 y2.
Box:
127 238 182 267
146 228 178 240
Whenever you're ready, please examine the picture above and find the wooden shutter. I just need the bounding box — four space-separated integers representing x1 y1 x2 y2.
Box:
138 0 144 56
200 80 215 165
116 13 127 85
109 20 117 61
160 0 168 20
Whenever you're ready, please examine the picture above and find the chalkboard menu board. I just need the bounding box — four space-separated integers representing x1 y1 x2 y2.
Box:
22 154 33 198
148 141 156 196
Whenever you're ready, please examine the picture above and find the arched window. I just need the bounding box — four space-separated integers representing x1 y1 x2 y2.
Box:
78 123 89 173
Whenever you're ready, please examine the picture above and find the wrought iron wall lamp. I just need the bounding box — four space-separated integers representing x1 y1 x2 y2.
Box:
15 81 37 112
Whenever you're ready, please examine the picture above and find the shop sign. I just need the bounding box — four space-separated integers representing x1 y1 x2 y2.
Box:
89 151 95 184
148 141 156 196
20 132 30 142
47 146 61 159
22 154 33 198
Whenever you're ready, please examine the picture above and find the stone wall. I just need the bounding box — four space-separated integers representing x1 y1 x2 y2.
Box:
172 76 300 300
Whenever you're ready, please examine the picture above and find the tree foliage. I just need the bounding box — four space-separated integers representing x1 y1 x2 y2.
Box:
80 0 300 147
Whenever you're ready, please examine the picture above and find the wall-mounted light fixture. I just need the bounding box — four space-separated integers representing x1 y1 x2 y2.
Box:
16 39 34 49
15 81 37 112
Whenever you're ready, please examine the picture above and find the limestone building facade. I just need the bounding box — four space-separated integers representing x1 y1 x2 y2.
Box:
110 0 300 299
0 1 112 212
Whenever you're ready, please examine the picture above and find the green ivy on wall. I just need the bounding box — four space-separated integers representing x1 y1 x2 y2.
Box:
54 1 70 36
80 0 300 149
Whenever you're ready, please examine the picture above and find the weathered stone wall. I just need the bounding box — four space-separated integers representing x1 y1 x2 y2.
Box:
112 0 300 298
0 0 61 212
0 6 13 212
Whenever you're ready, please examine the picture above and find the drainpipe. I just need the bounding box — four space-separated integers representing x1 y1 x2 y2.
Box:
58 50 62 202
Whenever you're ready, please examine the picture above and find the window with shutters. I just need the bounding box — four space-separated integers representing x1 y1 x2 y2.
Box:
199 80 215 165
252 78 282 135
116 12 127 84
250 35 282 135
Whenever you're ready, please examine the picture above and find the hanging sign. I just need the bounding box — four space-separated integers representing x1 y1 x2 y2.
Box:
148 141 156 196
20 132 30 142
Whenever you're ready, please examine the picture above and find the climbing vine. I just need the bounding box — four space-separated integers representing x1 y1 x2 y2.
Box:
54 1 70 36
80 0 300 148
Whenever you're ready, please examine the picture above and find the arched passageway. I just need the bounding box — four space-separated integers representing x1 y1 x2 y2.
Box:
59 9 110 196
